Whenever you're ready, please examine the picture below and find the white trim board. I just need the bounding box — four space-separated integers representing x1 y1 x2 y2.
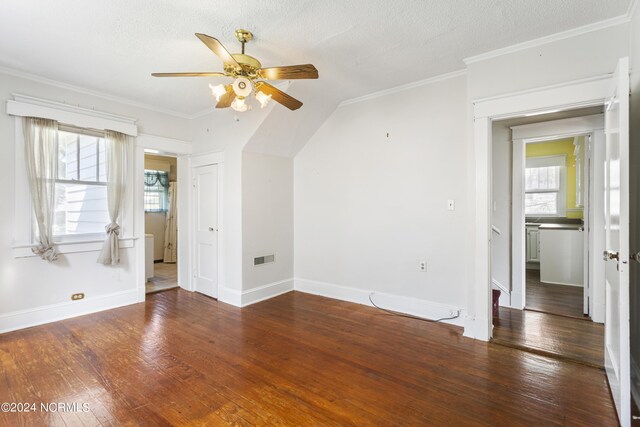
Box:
463 13 631 65
7 93 138 136
0 289 139 334
294 278 464 327
12 238 135 258
469 72 614 341
241 279 294 307
492 279 510 294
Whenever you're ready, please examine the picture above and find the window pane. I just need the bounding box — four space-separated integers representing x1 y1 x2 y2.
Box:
525 166 560 191
525 192 558 215
79 135 98 181
58 131 79 180
54 182 109 236
144 170 169 212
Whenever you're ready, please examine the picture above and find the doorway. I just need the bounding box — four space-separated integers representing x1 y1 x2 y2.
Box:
144 153 179 294
472 59 631 425
489 110 607 367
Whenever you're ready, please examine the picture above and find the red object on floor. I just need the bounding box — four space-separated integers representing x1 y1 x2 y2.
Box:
492 289 501 317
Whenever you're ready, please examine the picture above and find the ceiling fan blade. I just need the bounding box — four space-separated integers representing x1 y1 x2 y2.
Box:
255 82 303 110
259 64 318 80
151 72 227 77
195 33 240 68
216 85 236 108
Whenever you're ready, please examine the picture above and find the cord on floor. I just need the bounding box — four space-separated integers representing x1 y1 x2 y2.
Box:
368 292 460 323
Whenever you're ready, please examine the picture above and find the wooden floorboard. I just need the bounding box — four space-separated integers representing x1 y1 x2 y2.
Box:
525 269 586 319
493 307 604 368
0 290 618 426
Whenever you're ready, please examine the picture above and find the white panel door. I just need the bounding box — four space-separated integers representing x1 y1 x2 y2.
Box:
603 57 630 426
193 164 219 298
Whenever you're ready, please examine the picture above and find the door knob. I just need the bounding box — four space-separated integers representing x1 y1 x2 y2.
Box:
603 250 620 261
208 227 216 232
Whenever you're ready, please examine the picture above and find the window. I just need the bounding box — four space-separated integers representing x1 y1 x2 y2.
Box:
525 155 566 216
53 127 110 238
144 170 169 212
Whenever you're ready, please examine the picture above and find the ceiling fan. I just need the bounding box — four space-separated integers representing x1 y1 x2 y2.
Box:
152 29 318 112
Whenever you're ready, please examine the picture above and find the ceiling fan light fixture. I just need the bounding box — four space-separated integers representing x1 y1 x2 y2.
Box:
231 97 250 112
209 83 227 101
232 77 252 97
255 91 272 108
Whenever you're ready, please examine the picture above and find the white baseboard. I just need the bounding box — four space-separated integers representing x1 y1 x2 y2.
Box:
219 287 242 307
0 289 139 334
294 278 464 327
241 279 294 307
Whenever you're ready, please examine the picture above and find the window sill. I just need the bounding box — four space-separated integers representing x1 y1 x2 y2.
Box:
12 237 137 259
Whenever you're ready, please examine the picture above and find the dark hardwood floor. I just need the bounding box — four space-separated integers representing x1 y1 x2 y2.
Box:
493 307 604 368
0 290 617 426
525 269 585 318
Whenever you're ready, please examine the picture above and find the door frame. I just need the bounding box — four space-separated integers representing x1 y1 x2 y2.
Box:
465 74 613 341
135 134 193 302
509 115 605 323
188 151 224 297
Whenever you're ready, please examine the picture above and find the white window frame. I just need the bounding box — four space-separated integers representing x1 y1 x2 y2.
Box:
524 154 567 217
8 94 138 257
53 125 110 242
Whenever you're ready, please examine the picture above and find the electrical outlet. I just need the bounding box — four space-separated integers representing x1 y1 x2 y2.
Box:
419 261 427 272
71 293 85 301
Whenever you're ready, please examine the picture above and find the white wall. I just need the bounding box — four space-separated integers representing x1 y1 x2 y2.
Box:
294 74 470 319
242 151 294 291
466 23 630 100
145 213 166 260
0 71 191 332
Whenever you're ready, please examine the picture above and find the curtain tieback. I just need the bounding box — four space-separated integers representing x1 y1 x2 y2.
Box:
32 245 58 262
105 222 120 236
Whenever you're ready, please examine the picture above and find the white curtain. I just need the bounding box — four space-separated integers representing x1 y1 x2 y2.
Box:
97 130 129 265
23 117 59 261
163 182 177 263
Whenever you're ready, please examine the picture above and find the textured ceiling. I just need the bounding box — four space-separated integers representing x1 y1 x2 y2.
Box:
0 0 631 116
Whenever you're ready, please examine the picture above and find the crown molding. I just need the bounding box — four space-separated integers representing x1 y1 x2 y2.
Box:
463 13 632 65
0 65 192 119
338 69 467 107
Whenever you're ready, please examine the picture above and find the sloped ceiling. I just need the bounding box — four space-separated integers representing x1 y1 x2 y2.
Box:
0 0 631 117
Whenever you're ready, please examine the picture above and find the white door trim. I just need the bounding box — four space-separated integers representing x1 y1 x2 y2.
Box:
188 151 224 297
510 115 604 314
466 74 612 341
134 134 192 302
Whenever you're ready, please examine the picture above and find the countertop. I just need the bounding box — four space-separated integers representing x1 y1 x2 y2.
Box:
538 223 583 231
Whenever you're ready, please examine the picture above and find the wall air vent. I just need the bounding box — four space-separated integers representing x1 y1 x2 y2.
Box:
254 254 275 266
